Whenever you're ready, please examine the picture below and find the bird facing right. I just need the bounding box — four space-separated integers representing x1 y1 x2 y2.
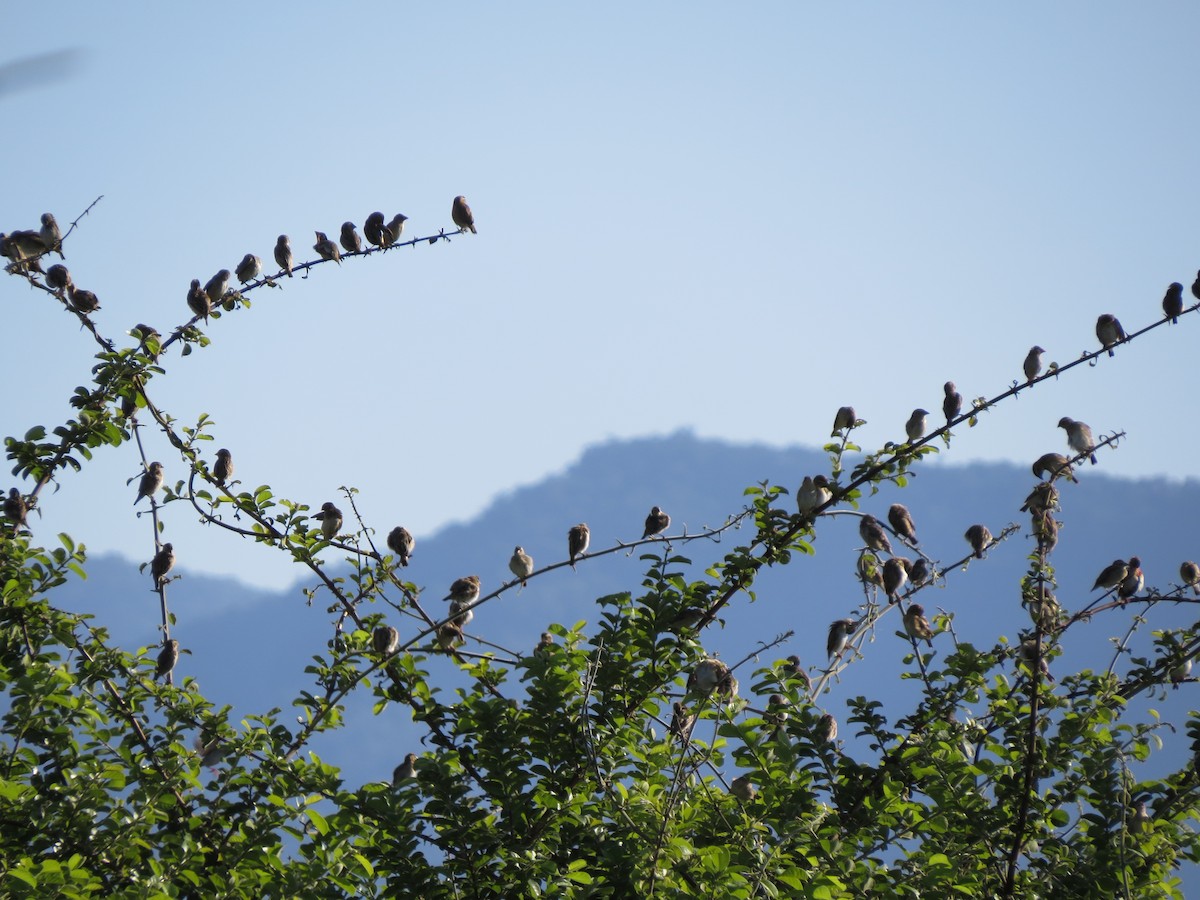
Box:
452 196 477 233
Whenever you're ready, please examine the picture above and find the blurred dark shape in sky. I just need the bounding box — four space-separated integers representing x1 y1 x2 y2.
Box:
0 49 85 98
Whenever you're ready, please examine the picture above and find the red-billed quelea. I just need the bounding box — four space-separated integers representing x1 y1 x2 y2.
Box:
1117 556 1144 603
339 222 363 255
1018 639 1054 682
452 196 476 234
155 638 180 681
235 253 261 285
687 657 737 698
134 462 164 505
943 382 962 426
1092 559 1128 592
1180 561 1200 595
387 527 414 567
831 406 856 437
908 558 931 586
783 655 811 692
1192 270 1200 303
888 504 918 546
903 603 934 646
213 449 233 485
905 408 929 443
508 546 534 587
364 212 386 248
204 269 230 305
1021 482 1059 517
1095 313 1127 357
1057 417 1097 465
668 701 696 739
45 264 71 294
1170 657 1193 689
313 231 341 264
730 775 757 801
448 597 474 628
448 575 481 606
1023 346 1045 383
5 488 29 531
882 557 909 602
274 235 293 277
372 625 399 657
40 213 63 258
67 285 99 313
797 475 832 517
643 506 670 539
150 543 175 585
187 278 211 323
965 524 991 559
315 502 343 541
1163 282 1184 325
827 618 856 661
1032 452 1078 484
383 214 408 247
816 713 838 744
859 514 893 554
1033 513 1058 553
437 622 465 650
393 753 417 784
568 523 590 570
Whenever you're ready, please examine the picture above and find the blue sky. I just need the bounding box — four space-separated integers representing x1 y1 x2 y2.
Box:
4 4 1200 590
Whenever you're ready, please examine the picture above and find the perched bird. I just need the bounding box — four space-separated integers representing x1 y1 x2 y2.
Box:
668 701 695 738
133 324 161 359
1095 314 1126 357
903 604 934 646
782 654 811 692
364 212 387 248
150 543 175 584
1031 452 1078 484
339 222 363 255
815 713 838 744
313 231 341 264
1180 561 1200 595
888 504 918 545
3 229 47 262
797 475 833 517
1023 346 1045 383
688 657 737 698
387 527 415 566
372 625 399 657
568 523 590 570
535 632 555 653
67 284 100 313
1018 638 1054 682
730 775 757 801
508 546 534 587
448 575 481 605
1163 282 1184 325
1169 656 1193 689
213 449 233 485
383 214 408 247
1117 556 1144 603
965 524 991 559
448 597 474 628
826 619 856 661
882 557 909 602
859 514 893 554
39 213 63 257
831 406 856 437
1021 482 1059 517
134 462 164 505
204 269 231 306
314 502 343 540
452 195 476 233
235 253 261 285
908 558 931 586
857 553 884 588
187 278 211 323
45 263 71 294
643 506 670 539
1131 800 1150 833
155 639 180 680
1192 270 1200 303
905 408 929 443
942 382 962 425
436 622 465 650
1091 559 1129 592
5 488 30 531
274 235 294 277
1057 417 1097 465
393 753 418 784
1032 514 1058 553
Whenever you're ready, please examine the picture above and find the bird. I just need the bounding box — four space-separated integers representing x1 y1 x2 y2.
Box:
1091 559 1129 592
1117 556 1144 603
150 543 175 584
668 701 695 739
1057 417 1097 465
437 622 465 650
339 222 363 255
213 449 233 485
508 546 534 587
730 775 757 801
204 269 231 306
887 504 918 545
1031 452 1078 484
859 515 893 554
235 253 261 285
831 406 856 436
687 657 737 698
67 285 99 313
134 462 164 505
815 713 838 744
1021 482 1058 517
186 279 211 323
1169 657 1193 689
155 639 180 681
943 382 962 425
39 213 63 257
964 524 991 559
314 502 343 541
1192 270 1200 303
372 625 399 657
1 230 47 264
903 604 934 646
364 212 387 248
393 753 418 785
45 263 71 294
452 196 476 233
826 619 856 661
1032 514 1058 553
642 506 670 539
1163 282 1184 325
4 488 29 531
1130 800 1150 833
882 557 909 602
383 214 408 247
1018 638 1054 682
535 632 555 653
568 523 590 570
908 558 931 586
1023 346 1045 383
274 235 293 277
448 598 474 628
1180 561 1200 596
782 654 811 692
448 575 481 606
313 231 341 264
905 409 929 443
387 527 414 567
133 325 161 360
1095 314 1126 357
797 475 833 517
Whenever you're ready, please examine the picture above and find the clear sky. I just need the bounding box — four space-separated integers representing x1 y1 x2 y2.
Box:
4 4 1200 590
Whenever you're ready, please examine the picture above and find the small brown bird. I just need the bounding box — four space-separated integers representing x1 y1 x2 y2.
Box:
687 657 737 697
568 523 590 570
274 235 294 277
1180 561 1200 595
882 557 909 602
67 284 100 313
827 619 856 660
797 475 833 517
133 325 161 361
155 638 180 680
909 558 931 587
448 598 474 628
314 502 343 540
448 575 481 605
1163 282 1184 325
903 604 934 646
1032 513 1058 552
213 449 233 485
1117 556 1144 603
859 514 893 554
1018 639 1054 682
339 222 363 254
943 382 962 425
905 409 929 443
831 406 856 437
437 622 465 650
1095 313 1127 357
1169 656 1193 688
965 524 991 559
1057 417 1097 465
783 654 811 692
383 214 408 246
730 774 757 801
45 264 71 294
1023 346 1045 383
452 196 476 233
363 212 386 248
888 504 918 545
187 278 211 323
508 546 534 587
642 506 670 539
372 625 399 657
387 527 415 566
1031 452 1078 484
4 488 30 531
815 713 838 744
313 231 341 264
1192 270 1200 303
235 253 262 285
204 269 231 305
1021 482 1059 517
150 543 175 584
668 701 695 738
535 632 555 653
1091 559 1128 592
194 733 226 769
134 462 164 505
393 752 418 784
39 213 63 258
